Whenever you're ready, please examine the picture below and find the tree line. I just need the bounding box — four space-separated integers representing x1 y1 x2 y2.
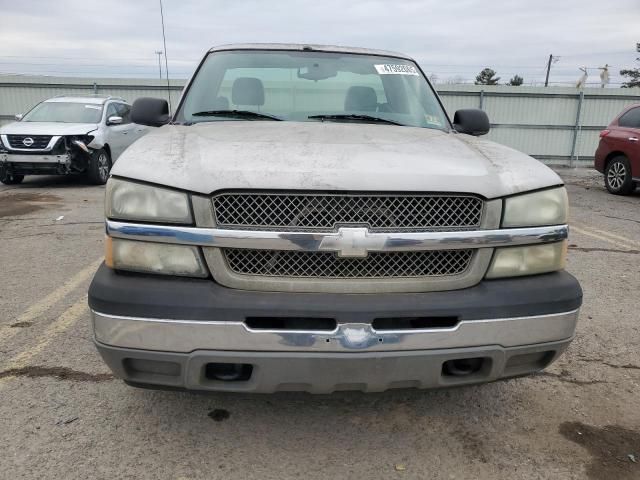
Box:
474 68 523 86
473 46 639 88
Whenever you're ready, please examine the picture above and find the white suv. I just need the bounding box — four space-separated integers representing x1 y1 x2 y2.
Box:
0 96 148 185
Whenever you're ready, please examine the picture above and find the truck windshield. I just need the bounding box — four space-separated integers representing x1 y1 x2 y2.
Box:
22 102 103 123
177 50 449 130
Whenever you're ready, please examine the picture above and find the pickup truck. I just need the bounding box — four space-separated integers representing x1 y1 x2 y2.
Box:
88 43 582 393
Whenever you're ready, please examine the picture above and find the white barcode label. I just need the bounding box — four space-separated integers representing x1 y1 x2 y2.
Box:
374 64 419 76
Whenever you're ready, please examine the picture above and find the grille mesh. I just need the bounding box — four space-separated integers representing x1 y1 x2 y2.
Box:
213 193 483 231
224 249 473 278
6 135 52 150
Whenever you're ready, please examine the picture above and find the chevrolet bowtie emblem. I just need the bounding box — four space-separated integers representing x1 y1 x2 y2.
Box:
318 227 385 258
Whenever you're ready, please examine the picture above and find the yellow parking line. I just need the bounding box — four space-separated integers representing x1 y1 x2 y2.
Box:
572 223 640 246
570 225 636 250
0 297 89 387
0 258 101 345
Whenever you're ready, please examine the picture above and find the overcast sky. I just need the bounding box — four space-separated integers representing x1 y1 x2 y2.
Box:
0 0 638 86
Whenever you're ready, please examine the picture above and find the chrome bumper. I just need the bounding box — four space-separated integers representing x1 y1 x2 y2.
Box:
106 219 569 253
92 308 579 353
1 152 70 164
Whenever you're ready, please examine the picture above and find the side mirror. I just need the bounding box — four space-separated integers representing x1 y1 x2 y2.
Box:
131 97 170 127
453 109 490 136
107 115 123 126
15 114 23 121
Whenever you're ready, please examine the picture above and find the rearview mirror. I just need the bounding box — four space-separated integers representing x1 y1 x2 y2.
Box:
297 64 338 81
453 109 490 136
107 115 123 125
15 114 23 121
131 97 170 127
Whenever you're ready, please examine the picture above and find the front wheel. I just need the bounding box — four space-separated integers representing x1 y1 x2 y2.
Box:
0 168 24 185
86 148 111 185
604 155 635 195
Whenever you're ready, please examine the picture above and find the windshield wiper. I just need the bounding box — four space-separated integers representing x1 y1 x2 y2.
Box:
308 114 404 126
191 110 282 121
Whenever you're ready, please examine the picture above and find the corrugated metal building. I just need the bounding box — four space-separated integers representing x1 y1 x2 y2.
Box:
1 75 639 166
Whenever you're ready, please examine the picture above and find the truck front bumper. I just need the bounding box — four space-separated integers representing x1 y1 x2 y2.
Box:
89 264 582 393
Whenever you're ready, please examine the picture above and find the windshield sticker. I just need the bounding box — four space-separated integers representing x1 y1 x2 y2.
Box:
374 64 419 76
84 105 101 110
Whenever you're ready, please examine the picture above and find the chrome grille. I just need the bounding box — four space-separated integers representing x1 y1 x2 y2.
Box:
6 135 52 150
223 249 474 278
212 192 484 231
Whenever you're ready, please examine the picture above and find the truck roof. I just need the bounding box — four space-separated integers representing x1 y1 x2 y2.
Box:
208 43 413 61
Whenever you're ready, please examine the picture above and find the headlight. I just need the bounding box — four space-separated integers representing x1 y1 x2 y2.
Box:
106 178 192 224
486 241 567 279
105 237 208 277
502 187 568 227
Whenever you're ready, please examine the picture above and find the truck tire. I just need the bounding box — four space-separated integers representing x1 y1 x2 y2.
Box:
0 169 24 185
604 155 635 195
86 148 111 185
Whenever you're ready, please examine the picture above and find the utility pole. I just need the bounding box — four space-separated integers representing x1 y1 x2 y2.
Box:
544 54 553 87
154 50 163 79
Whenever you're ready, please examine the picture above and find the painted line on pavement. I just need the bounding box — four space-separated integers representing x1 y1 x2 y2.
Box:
0 297 89 387
0 258 101 345
570 225 637 251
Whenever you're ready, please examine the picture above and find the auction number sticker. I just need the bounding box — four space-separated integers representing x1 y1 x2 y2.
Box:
375 64 419 75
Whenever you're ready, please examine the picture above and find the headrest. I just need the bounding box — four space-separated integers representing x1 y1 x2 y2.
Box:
232 77 265 106
344 86 378 112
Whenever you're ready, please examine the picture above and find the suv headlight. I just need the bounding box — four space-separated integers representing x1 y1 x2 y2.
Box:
502 187 568 228
488 187 568 279
106 178 192 224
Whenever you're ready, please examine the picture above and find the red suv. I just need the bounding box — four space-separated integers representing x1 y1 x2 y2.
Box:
595 104 640 195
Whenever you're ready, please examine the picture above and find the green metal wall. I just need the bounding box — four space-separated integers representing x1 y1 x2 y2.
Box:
437 85 640 165
1 75 639 166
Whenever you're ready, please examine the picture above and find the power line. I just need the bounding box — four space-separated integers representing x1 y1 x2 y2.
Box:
0 54 200 62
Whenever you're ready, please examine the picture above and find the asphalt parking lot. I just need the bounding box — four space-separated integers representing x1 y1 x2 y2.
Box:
0 169 638 480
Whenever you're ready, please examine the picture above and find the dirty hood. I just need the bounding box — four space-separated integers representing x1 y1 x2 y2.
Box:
112 121 562 199
0 122 98 136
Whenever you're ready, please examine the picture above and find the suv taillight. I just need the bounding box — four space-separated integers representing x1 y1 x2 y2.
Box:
599 129 610 138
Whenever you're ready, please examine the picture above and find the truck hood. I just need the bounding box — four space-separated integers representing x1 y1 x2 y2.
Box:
0 122 99 136
112 122 562 199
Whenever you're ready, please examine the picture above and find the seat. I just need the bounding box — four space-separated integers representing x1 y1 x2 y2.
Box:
344 86 378 112
232 77 265 107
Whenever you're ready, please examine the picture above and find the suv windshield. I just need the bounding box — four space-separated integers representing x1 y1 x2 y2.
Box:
22 102 103 123
177 50 449 130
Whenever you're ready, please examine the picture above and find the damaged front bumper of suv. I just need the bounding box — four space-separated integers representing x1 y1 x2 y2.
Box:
0 134 96 176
